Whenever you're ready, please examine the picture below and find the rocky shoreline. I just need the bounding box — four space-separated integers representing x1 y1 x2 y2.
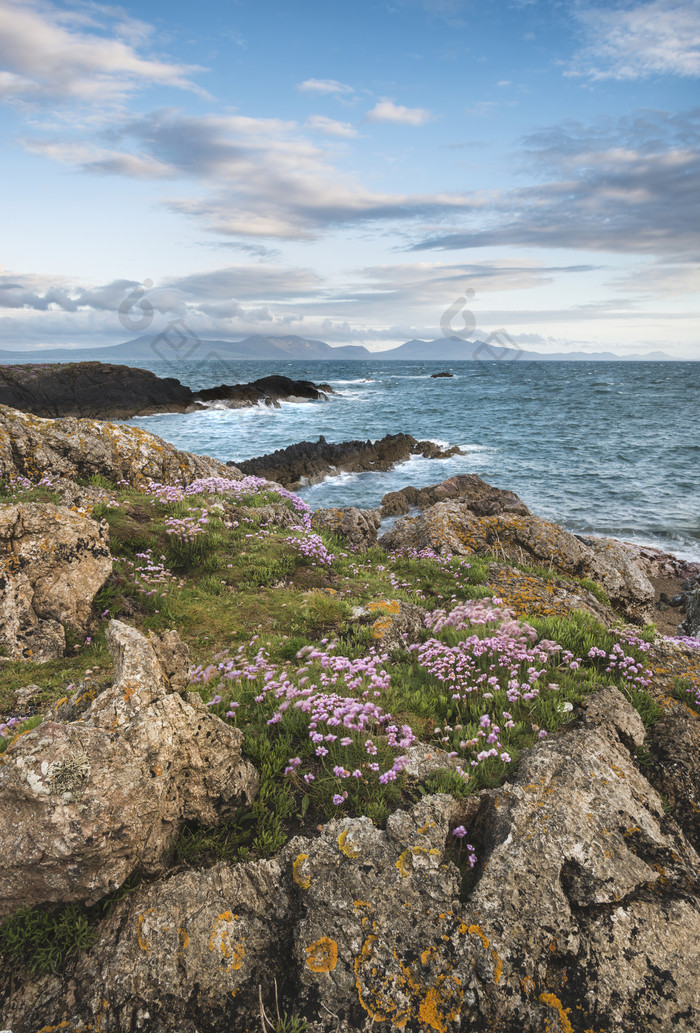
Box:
0 403 699 1033
0 362 332 419
237 433 464 489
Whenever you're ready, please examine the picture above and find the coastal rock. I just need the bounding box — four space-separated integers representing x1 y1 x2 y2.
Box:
310 507 382 551
431 370 453 377
237 433 464 490
0 504 112 661
379 497 654 621
4 688 700 1032
196 374 332 409
380 473 530 519
679 589 700 638
0 362 192 419
0 363 333 419
0 404 239 486
0 620 258 918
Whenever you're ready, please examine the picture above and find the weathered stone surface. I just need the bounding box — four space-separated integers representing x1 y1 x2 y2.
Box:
0 620 258 919
237 433 463 490
648 703 700 853
0 404 239 485
311 507 382 551
380 499 654 621
679 589 700 638
381 473 530 519
351 597 426 651
0 504 112 661
5 687 698 1033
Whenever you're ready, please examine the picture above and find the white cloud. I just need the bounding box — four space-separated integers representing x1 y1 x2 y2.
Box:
305 115 358 137
297 78 354 95
365 98 432 125
0 0 204 107
569 0 700 80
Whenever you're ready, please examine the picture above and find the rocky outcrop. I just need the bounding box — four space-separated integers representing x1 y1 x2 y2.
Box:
0 621 258 918
0 363 332 419
431 371 453 377
0 404 239 486
195 374 332 409
380 494 654 622
3 687 700 1033
310 507 382 551
0 504 112 661
648 704 700 854
237 434 464 490
380 473 530 518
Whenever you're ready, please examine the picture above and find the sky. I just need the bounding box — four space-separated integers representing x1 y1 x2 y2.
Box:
0 0 698 357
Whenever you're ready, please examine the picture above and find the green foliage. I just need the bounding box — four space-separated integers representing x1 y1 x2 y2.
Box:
0 904 97 973
579 578 611 606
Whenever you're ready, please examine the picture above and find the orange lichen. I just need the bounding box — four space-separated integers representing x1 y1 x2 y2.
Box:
292 852 311 889
539 992 574 1033
305 937 338 973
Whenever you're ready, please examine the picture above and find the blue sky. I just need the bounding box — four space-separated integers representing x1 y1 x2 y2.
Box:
0 0 698 356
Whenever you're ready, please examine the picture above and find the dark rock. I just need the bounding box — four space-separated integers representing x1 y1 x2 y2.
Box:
431 371 453 378
648 704 700 854
0 362 192 419
0 363 333 419
679 589 700 638
237 433 464 490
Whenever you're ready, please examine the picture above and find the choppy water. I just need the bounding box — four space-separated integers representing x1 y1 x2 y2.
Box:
124 359 700 562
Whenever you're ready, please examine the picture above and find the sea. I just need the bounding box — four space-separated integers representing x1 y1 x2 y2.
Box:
122 358 700 564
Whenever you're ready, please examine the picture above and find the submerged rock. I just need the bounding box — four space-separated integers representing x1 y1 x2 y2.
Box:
0 620 258 918
237 433 464 490
0 503 112 661
3 688 700 1032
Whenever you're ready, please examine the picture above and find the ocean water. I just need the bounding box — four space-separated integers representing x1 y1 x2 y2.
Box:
123 359 700 562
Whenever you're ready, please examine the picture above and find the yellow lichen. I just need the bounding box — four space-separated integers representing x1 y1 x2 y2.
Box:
539 992 574 1033
292 852 311 889
305 936 338 973
338 827 361 858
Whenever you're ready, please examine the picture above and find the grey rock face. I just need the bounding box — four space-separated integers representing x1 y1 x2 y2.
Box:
311 507 382 551
679 589 700 638
4 687 700 1033
0 503 112 661
0 620 258 918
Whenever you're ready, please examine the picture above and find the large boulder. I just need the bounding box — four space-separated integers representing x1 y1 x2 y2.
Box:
380 499 654 622
0 503 112 661
679 589 700 638
0 620 258 918
0 404 239 485
4 688 700 1033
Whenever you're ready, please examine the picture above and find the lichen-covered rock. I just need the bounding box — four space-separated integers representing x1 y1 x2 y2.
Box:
380 500 654 622
486 561 618 625
0 404 240 486
0 503 112 661
311 507 382 551
351 597 426 650
4 687 699 1033
0 620 258 918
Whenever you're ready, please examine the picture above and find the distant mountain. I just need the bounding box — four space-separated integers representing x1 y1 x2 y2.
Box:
0 333 679 365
